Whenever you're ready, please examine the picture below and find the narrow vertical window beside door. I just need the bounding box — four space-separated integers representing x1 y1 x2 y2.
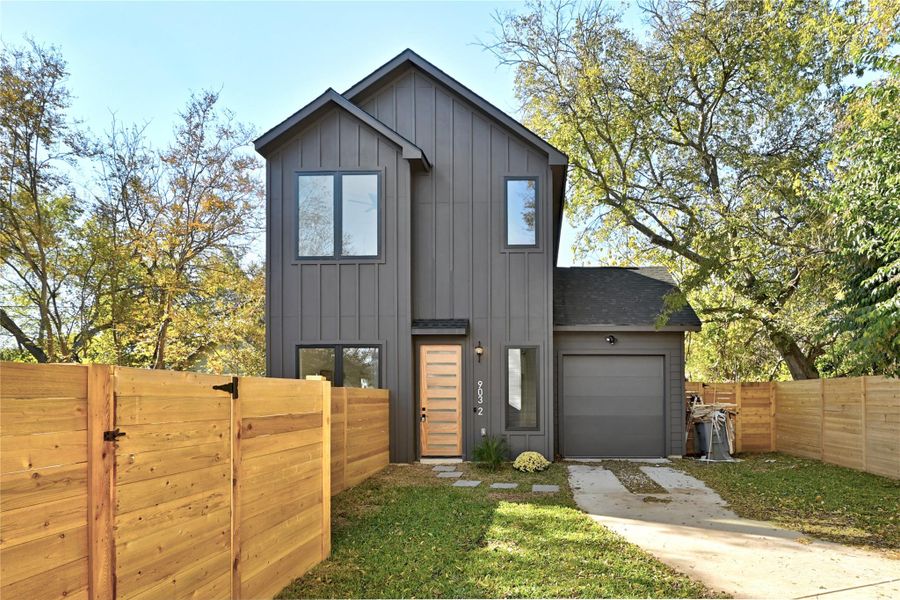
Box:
506 347 538 429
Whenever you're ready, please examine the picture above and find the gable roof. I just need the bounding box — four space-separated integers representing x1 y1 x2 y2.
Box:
343 49 568 167
554 267 701 331
254 88 430 171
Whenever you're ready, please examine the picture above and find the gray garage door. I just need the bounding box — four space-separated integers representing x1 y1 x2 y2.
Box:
561 355 665 457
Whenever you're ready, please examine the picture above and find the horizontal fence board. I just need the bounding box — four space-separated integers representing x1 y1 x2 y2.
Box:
0 493 87 549
1 429 88 474
0 523 87 586
0 555 88 600
0 396 87 435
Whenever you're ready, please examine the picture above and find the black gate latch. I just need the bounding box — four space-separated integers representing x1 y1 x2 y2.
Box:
103 428 126 442
212 376 239 399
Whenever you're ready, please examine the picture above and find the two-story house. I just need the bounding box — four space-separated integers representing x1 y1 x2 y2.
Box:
255 50 700 463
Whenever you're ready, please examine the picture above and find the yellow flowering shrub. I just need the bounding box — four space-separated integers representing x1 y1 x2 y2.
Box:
513 451 551 473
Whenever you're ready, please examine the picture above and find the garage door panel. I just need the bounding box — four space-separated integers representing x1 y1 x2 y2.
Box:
564 375 664 398
561 355 665 458
564 416 664 457
564 355 663 377
564 396 663 418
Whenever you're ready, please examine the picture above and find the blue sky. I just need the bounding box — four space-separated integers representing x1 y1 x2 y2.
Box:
1 1 643 266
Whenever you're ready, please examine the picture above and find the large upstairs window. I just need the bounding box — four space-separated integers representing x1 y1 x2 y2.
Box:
297 172 380 259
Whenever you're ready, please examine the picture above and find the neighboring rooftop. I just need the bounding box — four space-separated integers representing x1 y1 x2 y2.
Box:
554 267 701 330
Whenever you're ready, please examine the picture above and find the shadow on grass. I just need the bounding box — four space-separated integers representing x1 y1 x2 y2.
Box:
276 464 720 599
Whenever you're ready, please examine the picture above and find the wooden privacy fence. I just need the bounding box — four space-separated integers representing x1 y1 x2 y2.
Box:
330 387 390 496
1 362 390 600
687 376 899 479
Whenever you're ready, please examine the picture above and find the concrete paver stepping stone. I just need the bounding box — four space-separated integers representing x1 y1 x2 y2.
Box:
532 484 560 493
436 471 462 478
489 482 518 489
452 480 481 487
432 465 457 472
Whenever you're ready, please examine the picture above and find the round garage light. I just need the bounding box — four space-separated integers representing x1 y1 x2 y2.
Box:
605 335 617 345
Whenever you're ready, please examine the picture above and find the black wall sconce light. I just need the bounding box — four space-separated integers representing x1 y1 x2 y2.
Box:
475 341 485 362
605 335 617 345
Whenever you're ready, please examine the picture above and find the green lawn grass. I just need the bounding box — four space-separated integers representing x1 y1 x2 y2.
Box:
674 453 900 551
276 463 720 599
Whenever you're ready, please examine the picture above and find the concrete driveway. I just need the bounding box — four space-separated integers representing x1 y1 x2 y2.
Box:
568 464 899 599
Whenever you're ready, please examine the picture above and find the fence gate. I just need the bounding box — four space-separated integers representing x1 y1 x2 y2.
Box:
112 368 235 600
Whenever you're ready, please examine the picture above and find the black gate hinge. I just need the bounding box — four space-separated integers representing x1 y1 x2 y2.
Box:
103 428 126 442
213 376 239 399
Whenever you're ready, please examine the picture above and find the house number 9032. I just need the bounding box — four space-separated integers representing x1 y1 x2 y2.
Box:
475 380 484 416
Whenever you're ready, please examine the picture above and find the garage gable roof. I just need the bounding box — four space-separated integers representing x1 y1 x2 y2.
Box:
254 88 430 171
554 267 701 331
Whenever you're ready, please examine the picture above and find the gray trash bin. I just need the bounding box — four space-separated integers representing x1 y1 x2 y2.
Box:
696 417 734 461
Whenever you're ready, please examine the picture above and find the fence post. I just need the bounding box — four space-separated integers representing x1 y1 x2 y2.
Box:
820 378 826 460
769 382 776 452
87 365 115 600
231 379 242 600
321 381 332 559
860 377 868 473
735 382 743 453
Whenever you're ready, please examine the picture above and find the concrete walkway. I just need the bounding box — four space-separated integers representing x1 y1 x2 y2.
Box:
569 464 899 599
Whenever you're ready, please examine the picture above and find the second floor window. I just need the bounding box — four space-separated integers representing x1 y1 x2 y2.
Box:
297 172 380 259
506 178 537 247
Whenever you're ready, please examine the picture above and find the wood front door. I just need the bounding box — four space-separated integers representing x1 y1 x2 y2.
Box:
419 345 463 456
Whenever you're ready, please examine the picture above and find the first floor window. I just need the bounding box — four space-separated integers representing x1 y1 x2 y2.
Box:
297 345 380 388
297 172 380 258
298 347 336 382
506 347 538 430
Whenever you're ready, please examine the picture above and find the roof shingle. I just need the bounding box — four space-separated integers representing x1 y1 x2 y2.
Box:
554 267 701 329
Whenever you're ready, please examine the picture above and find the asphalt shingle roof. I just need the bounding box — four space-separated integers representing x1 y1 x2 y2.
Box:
554 267 701 329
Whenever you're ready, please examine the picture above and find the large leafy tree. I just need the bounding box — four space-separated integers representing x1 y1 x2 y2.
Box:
491 0 898 379
822 56 900 376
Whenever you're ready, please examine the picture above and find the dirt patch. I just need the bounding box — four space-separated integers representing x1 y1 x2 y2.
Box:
642 495 672 503
600 461 669 494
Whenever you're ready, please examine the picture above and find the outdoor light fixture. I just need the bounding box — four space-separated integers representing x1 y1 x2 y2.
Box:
606 335 617 345
475 341 484 362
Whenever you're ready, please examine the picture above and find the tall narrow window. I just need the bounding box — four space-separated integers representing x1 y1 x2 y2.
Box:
297 175 335 257
506 178 537 247
296 172 380 259
341 174 379 257
506 347 538 430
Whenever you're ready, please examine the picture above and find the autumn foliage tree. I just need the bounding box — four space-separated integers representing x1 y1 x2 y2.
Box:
1 39 265 373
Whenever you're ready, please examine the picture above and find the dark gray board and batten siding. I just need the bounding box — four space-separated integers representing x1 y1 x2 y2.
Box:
353 66 557 461
265 106 416 461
